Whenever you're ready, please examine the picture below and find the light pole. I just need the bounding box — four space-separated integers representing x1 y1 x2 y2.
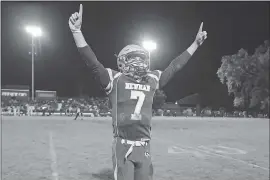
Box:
25 26 42 101
142 40 157 70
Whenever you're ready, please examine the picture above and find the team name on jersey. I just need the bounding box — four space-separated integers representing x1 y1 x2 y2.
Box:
125 83 150 92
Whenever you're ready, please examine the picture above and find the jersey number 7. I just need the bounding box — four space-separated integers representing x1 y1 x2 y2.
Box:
130 90 145 120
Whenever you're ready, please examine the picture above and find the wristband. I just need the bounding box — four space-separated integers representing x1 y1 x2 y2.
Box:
72 29 82 33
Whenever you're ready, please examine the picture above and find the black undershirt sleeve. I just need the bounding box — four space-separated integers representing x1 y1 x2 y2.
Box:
78 45 110 89
159 50 192 89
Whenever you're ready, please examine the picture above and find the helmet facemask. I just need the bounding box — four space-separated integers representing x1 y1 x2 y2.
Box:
117 50 150 81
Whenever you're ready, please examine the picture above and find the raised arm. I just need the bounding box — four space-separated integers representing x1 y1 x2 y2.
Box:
69 4 111 91
159 22 207 89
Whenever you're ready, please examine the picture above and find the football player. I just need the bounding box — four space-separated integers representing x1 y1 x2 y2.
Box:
74 106 83 120
69 4 207 180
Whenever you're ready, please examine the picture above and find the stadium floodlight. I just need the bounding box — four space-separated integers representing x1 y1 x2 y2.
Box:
25 26 42 101
142 40 156 70
142 40 157 52
25 26 42 37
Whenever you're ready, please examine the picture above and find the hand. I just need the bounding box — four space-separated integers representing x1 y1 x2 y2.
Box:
195 22 207 46
69 4 83 33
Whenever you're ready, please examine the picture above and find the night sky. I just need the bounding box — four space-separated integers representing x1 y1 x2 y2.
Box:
1 1 269 108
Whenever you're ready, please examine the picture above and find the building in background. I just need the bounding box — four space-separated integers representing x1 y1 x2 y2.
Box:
35 90 57 101
1 85 30 102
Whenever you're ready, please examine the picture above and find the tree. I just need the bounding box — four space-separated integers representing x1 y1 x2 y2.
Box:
153 89 167 110
217 40 269 113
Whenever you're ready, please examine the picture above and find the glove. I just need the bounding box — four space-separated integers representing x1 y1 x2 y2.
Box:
69 4 83 33
195 22 207 46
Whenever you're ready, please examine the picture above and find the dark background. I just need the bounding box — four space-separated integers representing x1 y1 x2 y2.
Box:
1 1 269 108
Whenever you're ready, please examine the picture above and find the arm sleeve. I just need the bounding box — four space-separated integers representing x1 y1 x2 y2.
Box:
78 45 110 90
159 50 192 89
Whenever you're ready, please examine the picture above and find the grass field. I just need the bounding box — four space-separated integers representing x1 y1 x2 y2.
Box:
1 116 269 180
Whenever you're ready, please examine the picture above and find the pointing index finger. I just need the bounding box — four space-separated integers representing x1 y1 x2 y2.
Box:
198 22 203 33
79 4 83 17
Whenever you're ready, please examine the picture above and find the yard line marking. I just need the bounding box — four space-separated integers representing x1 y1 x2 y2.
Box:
217 145 247 154
191 145 269 171
49 132 59 180
168 146 206 158
198 145 247 155
168 146 188 154
154 137 269 171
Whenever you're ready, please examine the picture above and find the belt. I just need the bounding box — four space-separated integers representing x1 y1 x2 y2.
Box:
120 138 149 160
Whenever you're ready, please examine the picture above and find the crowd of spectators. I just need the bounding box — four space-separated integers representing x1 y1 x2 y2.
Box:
153 107 268 118
1 97 111 117
1 97 268 118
